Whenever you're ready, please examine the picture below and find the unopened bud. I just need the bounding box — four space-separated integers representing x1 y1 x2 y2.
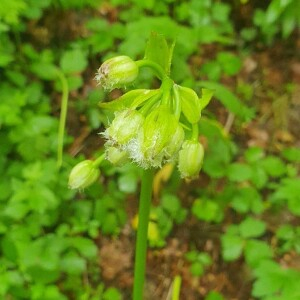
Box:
95 56 138 90
164 123 185 160
68 160 100 189
106 109 144 145
106 146 129 166
178 140 204 178
141 106 178 161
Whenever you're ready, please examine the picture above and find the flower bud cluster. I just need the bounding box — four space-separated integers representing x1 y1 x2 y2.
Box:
103 105 184 169
97 56 207 179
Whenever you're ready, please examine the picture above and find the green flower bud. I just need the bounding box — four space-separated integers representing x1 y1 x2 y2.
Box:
141 106 178 165
95 56 139 90
106 109 144 145
68 160 100 190
105 146 129 166
164 123 185 160
178 140 204 178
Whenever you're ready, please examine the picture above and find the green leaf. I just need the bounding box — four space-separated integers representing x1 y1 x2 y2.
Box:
68 237 97 259
250 164 268 189
217 52 242 76
245 147 265 163
282 147 300 162
200 81 254 121
61 252 86 275
26 266 60 284
60 49 87 74
227 163 253 182
200 88 214 110
262 156 286 177
176 85 201 123
1 236 18 262
200 61 222 81
205 291 225 300
221 234 244 261
231 186 264 214
144 32 171 76
252 260 284 298
185 250 198 262
192 198 223 223
239 217 266 238
190 261 204 276
245 240 273 267
198 253 212 266
103 287 122 300
99 89 160 111
30 62 57 80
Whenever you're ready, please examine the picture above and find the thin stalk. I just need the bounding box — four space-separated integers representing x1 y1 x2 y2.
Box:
172 84 181 120
133 168 155 300
92 153 106 168
160 77 173 105
56 69 69 169
171 275 182 300
136 59 166 80
192 123 199 142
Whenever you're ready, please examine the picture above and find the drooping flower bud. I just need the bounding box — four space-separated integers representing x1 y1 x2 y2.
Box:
105 146 129 166
95 56 138 90
164 123 185 160
105 109 144 145
141 106 178 163
178 140 204 178
68 160 100 190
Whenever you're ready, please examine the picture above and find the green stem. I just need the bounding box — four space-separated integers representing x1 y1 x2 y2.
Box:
192 123 199 142
136 59 166 80
56 69 69 169
138 90 162 115
92 153 106 168
172 84 181 120
133 168 154 300
160 77 173 105
172 275 182 300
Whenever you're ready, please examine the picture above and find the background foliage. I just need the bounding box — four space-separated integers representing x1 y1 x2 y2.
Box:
0 0 299 299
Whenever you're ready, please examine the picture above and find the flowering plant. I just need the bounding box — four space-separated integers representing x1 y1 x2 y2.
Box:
69 32 213 300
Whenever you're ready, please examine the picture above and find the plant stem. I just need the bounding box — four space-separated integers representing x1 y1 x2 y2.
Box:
171 275 182 300
192 123 199 142
133 168 154 300
136 59 166 80
92 153 106 168
172 84 181 120
56 69 69 169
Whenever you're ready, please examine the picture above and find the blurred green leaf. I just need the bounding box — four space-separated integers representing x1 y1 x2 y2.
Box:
192 198 223 223
145 32 171 76
200 81 255 121
239 217 266 238
60 49 87 74
222 234 244 261
227 163 253 182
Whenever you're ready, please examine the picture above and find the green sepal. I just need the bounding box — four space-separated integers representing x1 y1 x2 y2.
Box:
144 32 172 77
199 88 214 110
176 85 201 124
99 89 159 111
